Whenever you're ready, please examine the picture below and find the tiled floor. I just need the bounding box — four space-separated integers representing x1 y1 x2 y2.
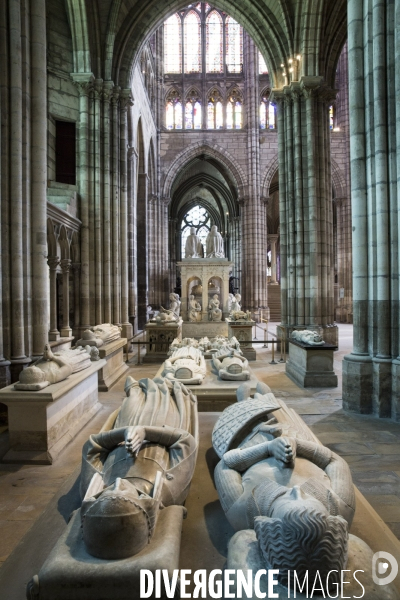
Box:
0 324 399 573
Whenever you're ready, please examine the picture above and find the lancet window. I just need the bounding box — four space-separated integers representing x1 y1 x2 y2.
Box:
166 89 183 130
226 89 243 129
258 51 269 74
207 89 224 129
259 90 275 130
163 4 243 76
185 89 202 129
181 205 211 256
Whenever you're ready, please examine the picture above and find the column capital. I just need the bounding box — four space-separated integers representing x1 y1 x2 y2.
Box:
71 73 95 96
119 89 134 111
60 258 72 273
47 256 60 270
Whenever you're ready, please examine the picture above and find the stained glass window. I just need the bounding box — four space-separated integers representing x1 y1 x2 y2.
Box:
164 14 182 73
258 51 268 74
185 102 193 129
226 101 233 129
227 89 242 129
268 103 275 129
193 101 202 129
181 205 211 256
166 90 183 129
206 11 223 73
184 11 201 73
329 105 334 130
259 92 275 130
207 89 223 129
226 16 242 73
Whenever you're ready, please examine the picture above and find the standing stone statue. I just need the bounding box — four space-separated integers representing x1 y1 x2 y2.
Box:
230 292 242 313
185 227 203 258
208 294 222 321
205 225 225 258
188 295 201 322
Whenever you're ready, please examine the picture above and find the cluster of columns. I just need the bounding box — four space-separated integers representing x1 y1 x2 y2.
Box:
0 0 48 384
272 78 337 343
71 75 134 341
343 0 400 420
241 36 268 314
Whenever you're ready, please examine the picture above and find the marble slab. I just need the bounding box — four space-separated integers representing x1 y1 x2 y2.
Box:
156 359 259 411
98 338 129 391
0 360 106 464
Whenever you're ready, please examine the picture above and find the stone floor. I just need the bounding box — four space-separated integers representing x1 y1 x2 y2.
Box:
0 323 400 598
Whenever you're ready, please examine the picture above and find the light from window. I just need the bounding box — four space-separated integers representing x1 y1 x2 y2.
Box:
234 102 242 128
181 205 211 256
329 105 334 130
227 90 242 129
184 11 201 73
175 102 183 128
268 103 275 129
193 101 202 129
226 16 242 73
259 51 268 74
216 101 223 129
206 11 223 73
259 92 275 130
164 14 182 73
185 102 193 129
207 102 214 129
166 90 183 129
226 101 233 129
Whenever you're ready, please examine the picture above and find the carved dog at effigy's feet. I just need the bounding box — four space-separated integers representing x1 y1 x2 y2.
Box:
212 382 400 599
26 376 199 600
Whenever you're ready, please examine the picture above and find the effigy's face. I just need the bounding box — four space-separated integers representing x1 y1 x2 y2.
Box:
268 485 327 520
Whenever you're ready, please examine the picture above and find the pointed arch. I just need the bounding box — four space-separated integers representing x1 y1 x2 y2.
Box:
162 142 247 202
65 0 92 73
261 155 279 199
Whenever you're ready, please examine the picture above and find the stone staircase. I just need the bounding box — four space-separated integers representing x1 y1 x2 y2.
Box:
268 284 281 321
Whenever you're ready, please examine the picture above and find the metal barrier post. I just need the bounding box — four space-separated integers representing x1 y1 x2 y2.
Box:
270 340 277 364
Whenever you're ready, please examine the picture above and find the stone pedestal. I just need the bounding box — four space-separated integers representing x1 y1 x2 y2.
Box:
286 339 338 388
28 505 185 600
278 324 339 350
226 319 256 361
144 320 182 363
182 321 228 339
97 338 129 391
177 258 233 321
0 360 106 464
156 360 259 412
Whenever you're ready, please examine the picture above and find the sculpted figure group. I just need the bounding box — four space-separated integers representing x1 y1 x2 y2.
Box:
184 225 225 259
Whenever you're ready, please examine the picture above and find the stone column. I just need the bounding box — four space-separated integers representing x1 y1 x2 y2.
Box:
9 0 29 377
30 0 49 358
72 74 94 331
127 146 137 332
94 80 103 325
111 87 121 325
102 83 113 323
271 78 337 346
242 35 268 314
343 0 400 419
72 262 81 332
0 25 10 386
48 257 60 341
137 172 149 329
60 259 72 337
269 234 279 284
120 89 133 340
